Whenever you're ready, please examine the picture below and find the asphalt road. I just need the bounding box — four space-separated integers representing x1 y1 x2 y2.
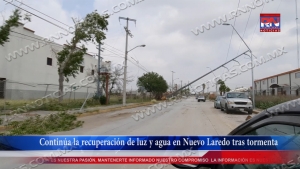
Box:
1 97 251 169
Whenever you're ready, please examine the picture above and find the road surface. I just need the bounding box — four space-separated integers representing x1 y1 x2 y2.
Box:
1 97 251 169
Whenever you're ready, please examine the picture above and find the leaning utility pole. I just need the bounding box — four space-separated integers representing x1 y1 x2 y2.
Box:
119 17 136 106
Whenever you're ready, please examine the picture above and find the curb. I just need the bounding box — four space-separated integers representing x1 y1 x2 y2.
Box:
253 109 262 114
76 102 156 118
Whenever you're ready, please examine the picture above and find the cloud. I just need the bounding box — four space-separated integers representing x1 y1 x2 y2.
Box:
1 0 298 91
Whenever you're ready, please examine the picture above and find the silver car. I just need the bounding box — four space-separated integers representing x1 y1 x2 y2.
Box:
214 96 222 109
220 92 253 114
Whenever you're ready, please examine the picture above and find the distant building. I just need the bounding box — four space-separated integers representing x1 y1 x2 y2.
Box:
254 68 300 96
0 23 110 100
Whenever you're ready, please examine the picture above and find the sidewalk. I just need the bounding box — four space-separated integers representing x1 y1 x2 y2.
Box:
253 108 264 114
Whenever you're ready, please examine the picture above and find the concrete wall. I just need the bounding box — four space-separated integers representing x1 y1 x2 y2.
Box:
0 24 109 100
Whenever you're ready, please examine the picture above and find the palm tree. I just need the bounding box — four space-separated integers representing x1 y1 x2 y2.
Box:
225 87 231 92
217 80 226 95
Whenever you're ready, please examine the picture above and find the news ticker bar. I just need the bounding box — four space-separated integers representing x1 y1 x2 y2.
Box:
20 151 300 164
1 136 299 150
0 150 206 157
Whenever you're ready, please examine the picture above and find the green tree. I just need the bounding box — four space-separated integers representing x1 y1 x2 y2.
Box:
0 9 30 46
137 72 168 100
53 11 109 102
217 79 231 95
225 86 231 92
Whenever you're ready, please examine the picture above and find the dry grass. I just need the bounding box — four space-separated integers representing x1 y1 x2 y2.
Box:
0 96 152 113
255 95 300 109
76 101 156 118
208 94 217 100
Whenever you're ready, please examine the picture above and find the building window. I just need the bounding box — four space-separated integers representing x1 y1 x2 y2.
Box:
47 57 52 66
262 80 265 85
296 72 300 79
80 66 84 73
271 78 275 83
91 70 94 75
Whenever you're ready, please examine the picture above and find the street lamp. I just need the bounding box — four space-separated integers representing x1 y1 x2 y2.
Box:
223 23 255 110
171 71 175 93
123 44 146 106
173 78 179 91
207 67 218 94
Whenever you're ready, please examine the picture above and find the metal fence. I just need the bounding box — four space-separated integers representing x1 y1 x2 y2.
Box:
0 80 98 100
253 86 300 96
0 80 153 101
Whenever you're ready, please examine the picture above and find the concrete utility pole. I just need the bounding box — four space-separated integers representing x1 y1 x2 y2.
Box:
97 43 102 97
119 17 136 106
171 71 175 92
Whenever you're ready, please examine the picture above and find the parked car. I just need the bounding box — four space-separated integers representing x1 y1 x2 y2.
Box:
214 96 222 109
220 92 252 114
172 98 300 169
197 95 206 102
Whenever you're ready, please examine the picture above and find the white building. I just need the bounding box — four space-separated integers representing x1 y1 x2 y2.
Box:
0 23 110 100
254 68 300 96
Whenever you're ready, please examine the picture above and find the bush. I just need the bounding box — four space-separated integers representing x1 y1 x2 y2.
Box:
208 94 217 100
5 111 84 135
100 96 106 105
151 99 157 103
255 95 299 109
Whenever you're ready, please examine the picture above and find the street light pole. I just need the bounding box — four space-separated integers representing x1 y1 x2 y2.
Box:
122 44 145 106
171 71 175 93
296 0 300 68
223 23 255 109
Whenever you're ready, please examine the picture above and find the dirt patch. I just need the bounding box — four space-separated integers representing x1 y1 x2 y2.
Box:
109 112 133 118
76 102 156 118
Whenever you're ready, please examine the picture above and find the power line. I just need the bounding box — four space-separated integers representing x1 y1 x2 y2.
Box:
13 0 71 27
236 7 253 55
225 0 241 62
103 48 149 72
103 43 149 71
249 4 265 48
4 0 70 32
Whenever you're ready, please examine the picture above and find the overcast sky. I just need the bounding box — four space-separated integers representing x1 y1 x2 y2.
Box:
0 0 298 91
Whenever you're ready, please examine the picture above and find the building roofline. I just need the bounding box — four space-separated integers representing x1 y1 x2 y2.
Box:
254 68 300 82
23 27 35 33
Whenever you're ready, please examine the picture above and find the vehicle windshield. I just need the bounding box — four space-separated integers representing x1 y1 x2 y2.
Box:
227 93 246 98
